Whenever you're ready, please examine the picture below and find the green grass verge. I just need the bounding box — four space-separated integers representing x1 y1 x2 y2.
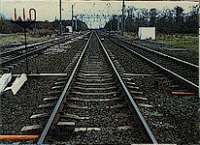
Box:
124 32 198 53
156 34 198 53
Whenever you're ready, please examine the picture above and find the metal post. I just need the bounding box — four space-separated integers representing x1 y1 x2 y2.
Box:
34 22 37 35
110 16 112 32
199 5 200 100
59 0 62 35
75 16 78 31
24 28 29 74
72 4 74 32
14 8 17 21
121 0 125 36
117 16 120 31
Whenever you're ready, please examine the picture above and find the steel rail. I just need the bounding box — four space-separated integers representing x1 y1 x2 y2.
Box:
107 37 199 90
37 32 93 144
95 32 158 144
108 35 198 68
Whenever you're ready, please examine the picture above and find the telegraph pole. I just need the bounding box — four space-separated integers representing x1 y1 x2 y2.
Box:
59 0 62 35
121 0 125 36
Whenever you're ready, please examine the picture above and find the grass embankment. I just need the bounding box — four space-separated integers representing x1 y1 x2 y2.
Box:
156 34 198 53
0 33 49 48
124 32 198 53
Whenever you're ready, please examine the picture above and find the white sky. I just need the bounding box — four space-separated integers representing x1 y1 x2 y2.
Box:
0 0 198 28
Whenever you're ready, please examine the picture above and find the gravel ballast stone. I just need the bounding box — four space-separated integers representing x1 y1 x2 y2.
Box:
103 37 199 144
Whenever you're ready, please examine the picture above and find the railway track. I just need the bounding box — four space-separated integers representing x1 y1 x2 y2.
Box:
18 31 157 144
0 33 88 69
101 33 199 144
111 33 198 65
104 34 199 90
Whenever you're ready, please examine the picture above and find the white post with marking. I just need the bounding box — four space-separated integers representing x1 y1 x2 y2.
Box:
0 73 12 95
5 73 27 95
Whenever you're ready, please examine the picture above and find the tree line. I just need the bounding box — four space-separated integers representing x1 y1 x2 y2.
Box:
104 5 199 34
0 15 88 34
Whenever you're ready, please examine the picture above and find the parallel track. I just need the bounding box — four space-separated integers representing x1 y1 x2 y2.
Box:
105 34 199 90
0 33 88 68
20 31 157 144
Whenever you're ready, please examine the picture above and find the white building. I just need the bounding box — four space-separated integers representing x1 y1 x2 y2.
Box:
138 27 156 40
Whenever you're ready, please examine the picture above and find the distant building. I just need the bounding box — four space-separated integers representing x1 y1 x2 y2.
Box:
138 27 156 40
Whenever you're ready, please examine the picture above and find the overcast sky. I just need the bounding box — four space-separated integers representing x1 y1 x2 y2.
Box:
0 0 198 28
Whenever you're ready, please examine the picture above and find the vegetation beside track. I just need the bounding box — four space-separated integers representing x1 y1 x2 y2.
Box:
123 32 198 54
0 33 50 48
156 34 198 52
